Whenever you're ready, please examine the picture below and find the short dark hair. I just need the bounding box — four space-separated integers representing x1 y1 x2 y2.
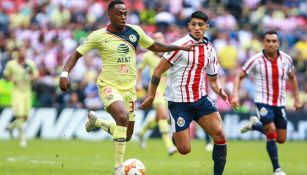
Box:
189 11 208 23
263 30 279 38
108 0 125 11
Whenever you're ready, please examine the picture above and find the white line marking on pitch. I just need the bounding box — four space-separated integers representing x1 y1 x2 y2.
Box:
5 155 102 165
6 156 60 165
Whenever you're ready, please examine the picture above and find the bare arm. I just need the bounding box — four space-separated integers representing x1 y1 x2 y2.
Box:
139 58 172 109
147 42 198 52
231 70 248 110
63 51 83 72
59 51 83 92
288 70 303 110
208 75 228 102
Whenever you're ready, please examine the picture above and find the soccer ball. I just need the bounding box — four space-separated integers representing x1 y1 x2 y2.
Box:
120 158 146 175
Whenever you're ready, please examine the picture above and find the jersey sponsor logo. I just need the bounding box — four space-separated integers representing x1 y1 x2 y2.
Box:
120 64 129 73
104 87 113 95
259 107 268 116
117 44 131 64
103 87 114 100
129 34 137 42
117 57 131 63
177 117 185 127
117 44 129 54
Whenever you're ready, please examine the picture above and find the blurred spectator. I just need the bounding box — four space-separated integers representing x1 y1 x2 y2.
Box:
67 91 84 108
83 81 103 110
217 34 238 71
0 7 10 36
293 34 307 74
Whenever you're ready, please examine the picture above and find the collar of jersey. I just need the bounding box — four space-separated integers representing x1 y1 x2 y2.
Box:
262 49 280 61
188 34 209 45
106 24 128 34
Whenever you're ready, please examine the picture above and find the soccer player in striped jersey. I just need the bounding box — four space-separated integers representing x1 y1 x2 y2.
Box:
232 30 303 175
140 11 229 175
59 1 196 174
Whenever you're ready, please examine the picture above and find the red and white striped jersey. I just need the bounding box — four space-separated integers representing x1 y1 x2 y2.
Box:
242 50 294 107
163 35 218 102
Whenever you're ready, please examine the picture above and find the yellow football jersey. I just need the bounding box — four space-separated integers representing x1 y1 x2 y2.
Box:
77 24 154 91
3 59 38 92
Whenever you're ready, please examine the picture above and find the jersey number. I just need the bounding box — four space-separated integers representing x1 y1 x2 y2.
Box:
129 101 135 113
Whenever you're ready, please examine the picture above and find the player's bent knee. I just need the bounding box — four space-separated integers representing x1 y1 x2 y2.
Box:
115 113 129 126
177 147 191 155
212 130 226 141
175 144 191 155
276 137 286 144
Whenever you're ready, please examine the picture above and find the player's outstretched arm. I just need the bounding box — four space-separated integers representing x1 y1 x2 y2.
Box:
139 59 171 109
288 70 303 110
147 41 198 52
59 51 83 92
231 70 247 110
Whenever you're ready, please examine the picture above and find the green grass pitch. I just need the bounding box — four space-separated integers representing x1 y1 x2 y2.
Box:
0 139 306 175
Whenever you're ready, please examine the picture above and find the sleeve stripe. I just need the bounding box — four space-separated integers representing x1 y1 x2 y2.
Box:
243 56 261 72
167 50 180 62
168 40 193 62
284 55 293 65
173 52 184 63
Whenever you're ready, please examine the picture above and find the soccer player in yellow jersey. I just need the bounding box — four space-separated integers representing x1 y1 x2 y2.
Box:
3 46 38 148
136 32 177 155
59 1 196 174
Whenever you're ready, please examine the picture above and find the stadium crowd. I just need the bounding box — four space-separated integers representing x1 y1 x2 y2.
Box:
0 0 306 111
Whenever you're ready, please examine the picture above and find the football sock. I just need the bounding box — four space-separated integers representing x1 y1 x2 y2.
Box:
95 118 116 135
113 125 127 167
252 122 265 134
212 142 227 175
138 116 157 137
158 119 174 149
16 118 27 145
266 140 280 171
